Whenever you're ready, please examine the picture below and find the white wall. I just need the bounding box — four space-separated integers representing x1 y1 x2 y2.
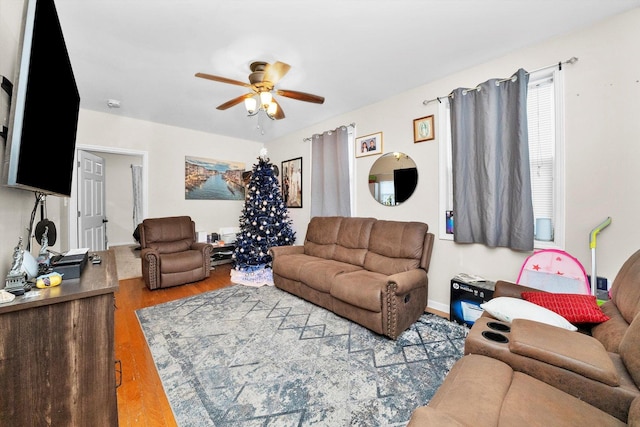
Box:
267 8 640 313
72 110 264 245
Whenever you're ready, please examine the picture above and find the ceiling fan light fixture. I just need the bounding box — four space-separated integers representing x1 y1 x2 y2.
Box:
259 91 273 107
196 60 323 123
244 97 257 114
267 101 278 117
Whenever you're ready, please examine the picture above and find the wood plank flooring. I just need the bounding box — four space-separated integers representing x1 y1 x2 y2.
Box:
114 263 233 427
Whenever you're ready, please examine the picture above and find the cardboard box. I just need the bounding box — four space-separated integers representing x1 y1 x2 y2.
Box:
450 277 495 327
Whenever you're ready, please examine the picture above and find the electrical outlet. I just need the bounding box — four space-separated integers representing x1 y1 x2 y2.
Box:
587 275 609 290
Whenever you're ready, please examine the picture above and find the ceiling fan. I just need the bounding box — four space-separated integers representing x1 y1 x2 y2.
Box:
195 61 325 120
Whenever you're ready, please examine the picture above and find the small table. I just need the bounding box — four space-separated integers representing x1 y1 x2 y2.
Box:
210 243 235 267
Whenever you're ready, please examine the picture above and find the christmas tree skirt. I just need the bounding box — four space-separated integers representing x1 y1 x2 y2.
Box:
231 267 274 287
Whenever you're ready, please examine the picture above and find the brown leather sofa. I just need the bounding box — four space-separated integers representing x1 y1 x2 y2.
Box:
464 249 640 420
408 249 640 425
139 216 213 290
407 354 639 426
269 216 434 339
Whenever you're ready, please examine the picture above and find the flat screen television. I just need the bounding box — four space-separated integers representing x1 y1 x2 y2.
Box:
394 167 418 204
1 0 80 198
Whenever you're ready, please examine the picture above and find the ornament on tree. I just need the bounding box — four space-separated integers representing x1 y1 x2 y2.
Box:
231 149 296 287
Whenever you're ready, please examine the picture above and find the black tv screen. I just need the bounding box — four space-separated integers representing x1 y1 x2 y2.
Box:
394 167 418 204
2 0 80 197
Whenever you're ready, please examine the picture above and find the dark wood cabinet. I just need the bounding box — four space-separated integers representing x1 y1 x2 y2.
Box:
0 250 119 426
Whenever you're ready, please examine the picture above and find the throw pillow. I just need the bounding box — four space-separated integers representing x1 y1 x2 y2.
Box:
480 297 578 331
521 292 610 324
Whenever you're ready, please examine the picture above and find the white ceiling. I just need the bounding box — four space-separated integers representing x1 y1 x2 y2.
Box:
53 0 640 142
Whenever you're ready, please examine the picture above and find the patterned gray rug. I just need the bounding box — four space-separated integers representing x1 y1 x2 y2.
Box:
136 285 467 426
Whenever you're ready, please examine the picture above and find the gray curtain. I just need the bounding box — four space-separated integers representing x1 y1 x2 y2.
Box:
131 164 143 230
450 68 534 251
311 126 351 217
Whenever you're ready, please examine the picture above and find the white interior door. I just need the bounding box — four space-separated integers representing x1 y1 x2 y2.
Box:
78 150 107 250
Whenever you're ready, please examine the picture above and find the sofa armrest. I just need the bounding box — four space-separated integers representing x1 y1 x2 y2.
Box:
269 245 305 260
494 280 545 298
191 242 213 270
388 269 427 295
141 247 159 261
509 318 619 386
141 247 160 289
191 241 212 252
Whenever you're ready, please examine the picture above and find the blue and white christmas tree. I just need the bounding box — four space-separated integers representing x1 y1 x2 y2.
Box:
230 148 296 286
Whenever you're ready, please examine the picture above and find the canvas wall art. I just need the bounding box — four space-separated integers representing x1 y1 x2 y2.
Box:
185 156 246 200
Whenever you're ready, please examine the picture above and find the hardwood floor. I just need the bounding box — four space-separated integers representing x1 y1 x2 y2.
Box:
114 263 233 427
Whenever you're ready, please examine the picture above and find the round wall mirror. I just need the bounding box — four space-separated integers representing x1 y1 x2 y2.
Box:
368 152 418 206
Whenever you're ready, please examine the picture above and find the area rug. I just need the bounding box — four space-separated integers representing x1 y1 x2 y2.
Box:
112 244 141 280
136 285 467 426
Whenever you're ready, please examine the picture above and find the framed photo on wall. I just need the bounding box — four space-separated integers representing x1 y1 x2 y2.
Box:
413 115 435 142
281 157 302 208
355 132 383 158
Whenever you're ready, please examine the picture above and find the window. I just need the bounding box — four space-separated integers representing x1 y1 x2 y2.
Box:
438 68 565 248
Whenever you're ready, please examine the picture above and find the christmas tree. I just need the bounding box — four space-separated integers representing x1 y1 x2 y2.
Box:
230 148 296 286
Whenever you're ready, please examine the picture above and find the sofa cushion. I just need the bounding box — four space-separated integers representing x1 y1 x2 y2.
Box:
143 216 195 245
330 270 390 312
333 217 376 266
619 314 640 388
364 220 427 275
407 407 466 427
521 292 610 324
481 297 578 331
298 259 362 293
592 301 632 353
630 396 640 427
500 372 626 427
272 253 322 282
609 249 640 324
303 216 342 259
422 354 514 427
159 250 204 273
149 239 192 254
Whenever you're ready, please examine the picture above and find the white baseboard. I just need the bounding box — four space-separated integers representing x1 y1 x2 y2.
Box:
427 299 449 315
108 241 138 248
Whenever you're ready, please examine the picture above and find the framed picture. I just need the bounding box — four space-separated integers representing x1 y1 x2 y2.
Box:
413 115 435 142
281 157 302 208
355 132 383 158
185 156 246 200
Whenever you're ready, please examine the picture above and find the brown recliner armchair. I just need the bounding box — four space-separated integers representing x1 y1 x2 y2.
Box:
139 216 213 290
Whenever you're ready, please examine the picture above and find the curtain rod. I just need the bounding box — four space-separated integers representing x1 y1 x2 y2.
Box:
303 122 356 142
422 56 578 105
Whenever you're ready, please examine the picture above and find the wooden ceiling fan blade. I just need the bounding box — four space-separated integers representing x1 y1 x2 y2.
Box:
263 61 291 85
195 72 251 88
276 89 325 104
216 93 254 110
